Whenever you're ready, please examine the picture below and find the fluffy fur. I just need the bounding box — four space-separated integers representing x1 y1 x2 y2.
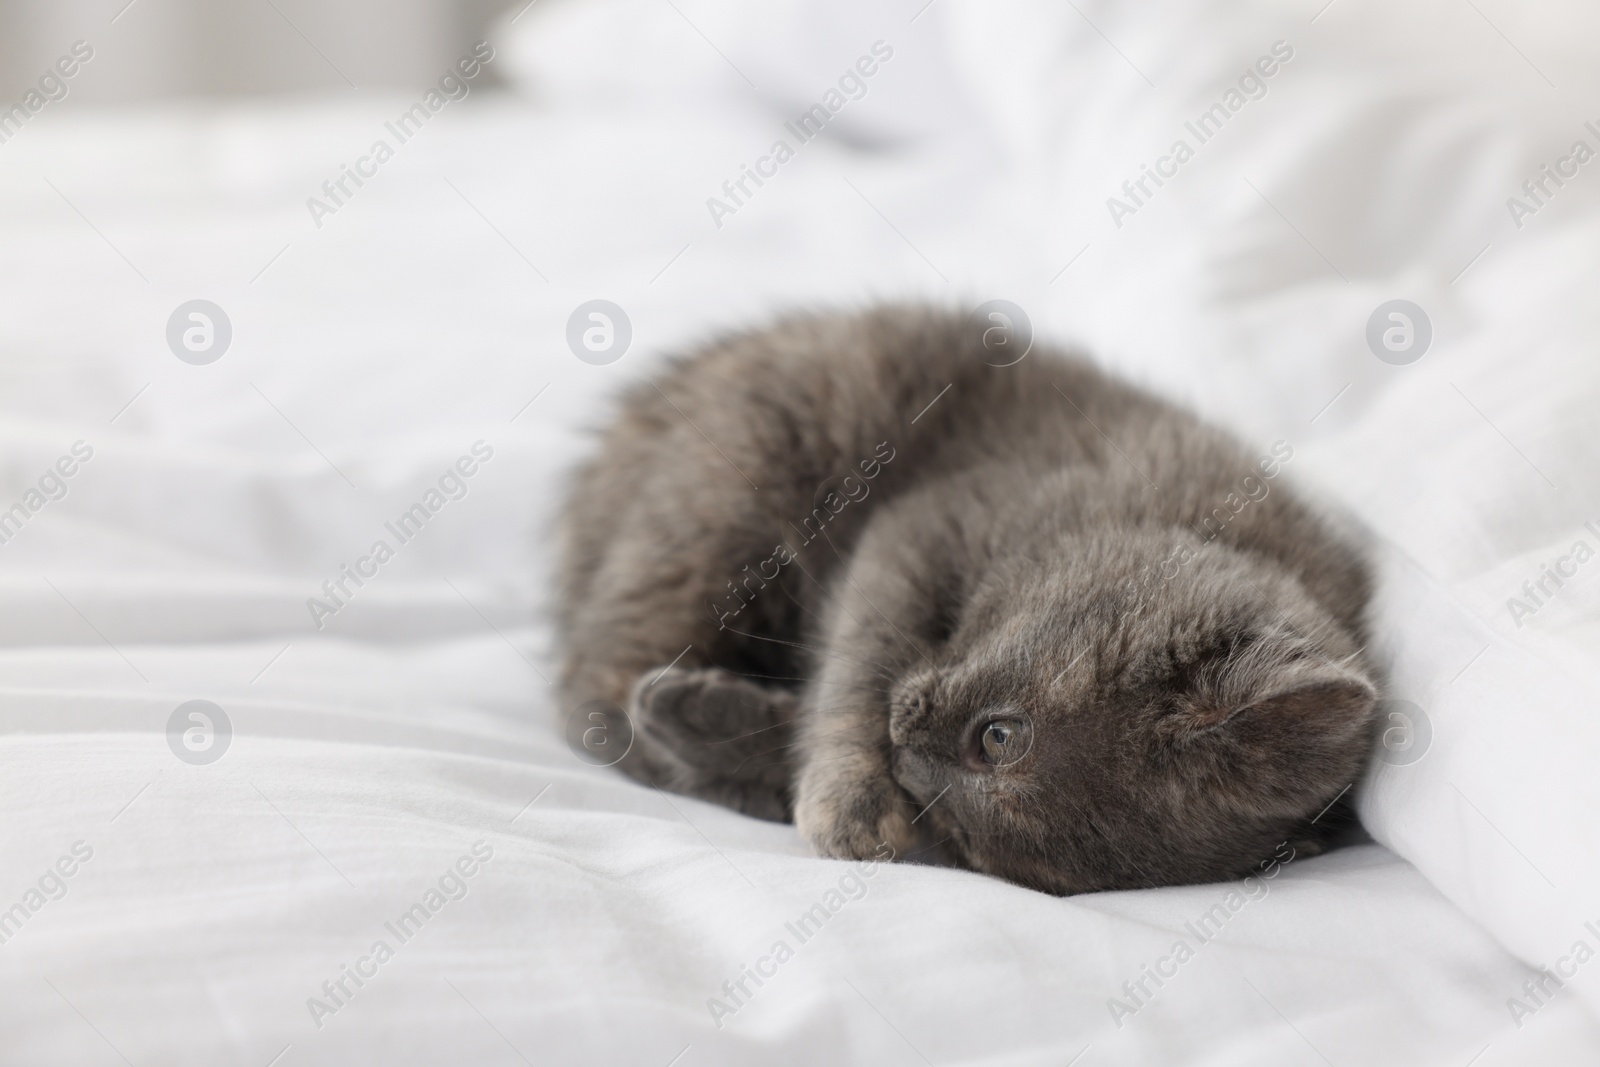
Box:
555 305 1376 894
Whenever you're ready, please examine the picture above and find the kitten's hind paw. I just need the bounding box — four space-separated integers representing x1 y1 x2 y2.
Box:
629 667 794 774
628 666 796 821
794 769 917 862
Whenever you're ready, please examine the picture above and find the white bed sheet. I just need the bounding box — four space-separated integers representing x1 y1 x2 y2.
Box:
1 0 1598 1063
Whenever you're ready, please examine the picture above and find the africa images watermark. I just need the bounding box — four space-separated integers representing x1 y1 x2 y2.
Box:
706 842 895 1029
306 42 496 229
0 441 95 547
167 700 232 765
711 441 896 630
306 441 495 629
1505 919 1600 1029
1158 440 1293 579
1106 839 1298 1028
0 840 94 947
0 40 94 146
1505 519 1600 629
706 40 895 229
1505 121 1600 230
1106 40 1296 228
305 840 494 1029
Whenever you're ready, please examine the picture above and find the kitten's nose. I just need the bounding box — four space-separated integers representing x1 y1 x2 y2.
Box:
887 692 931 747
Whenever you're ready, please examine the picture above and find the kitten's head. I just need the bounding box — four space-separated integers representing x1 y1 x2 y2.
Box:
886 530 1376 894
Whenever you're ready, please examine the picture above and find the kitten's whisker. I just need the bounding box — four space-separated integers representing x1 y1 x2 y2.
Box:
714 623 900 683
773 557 868 635
710 668 808 685
704 719 795 746
726 744 797 776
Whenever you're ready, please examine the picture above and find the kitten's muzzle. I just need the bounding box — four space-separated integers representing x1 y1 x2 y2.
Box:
889 743 940 799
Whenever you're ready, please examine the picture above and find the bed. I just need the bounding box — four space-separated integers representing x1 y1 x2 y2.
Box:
2 0 1598 1062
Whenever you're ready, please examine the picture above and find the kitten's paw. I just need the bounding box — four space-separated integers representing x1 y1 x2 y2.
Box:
628 666 796 821
794 769 916 862
630 667 793 758
631 666 746 744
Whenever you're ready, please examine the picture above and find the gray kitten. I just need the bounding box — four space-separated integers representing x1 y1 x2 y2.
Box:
556 305 1376 894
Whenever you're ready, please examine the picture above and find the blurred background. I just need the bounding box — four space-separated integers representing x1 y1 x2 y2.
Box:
0 0 514 98
2 1 1600 1063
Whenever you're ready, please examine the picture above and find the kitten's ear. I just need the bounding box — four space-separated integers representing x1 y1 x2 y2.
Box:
1171 654 1376 739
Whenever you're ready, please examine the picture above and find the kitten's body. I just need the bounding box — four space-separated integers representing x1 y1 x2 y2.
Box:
557 306 1376 893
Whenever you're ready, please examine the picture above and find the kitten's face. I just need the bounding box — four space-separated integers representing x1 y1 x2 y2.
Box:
884 534 1376 894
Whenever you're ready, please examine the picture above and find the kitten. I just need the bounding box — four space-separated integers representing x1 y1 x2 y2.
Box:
555 305 1376 894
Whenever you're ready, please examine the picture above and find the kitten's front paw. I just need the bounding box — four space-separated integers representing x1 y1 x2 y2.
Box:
794 767 916 862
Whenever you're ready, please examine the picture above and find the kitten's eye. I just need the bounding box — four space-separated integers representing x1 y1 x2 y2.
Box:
980 718 1029 766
